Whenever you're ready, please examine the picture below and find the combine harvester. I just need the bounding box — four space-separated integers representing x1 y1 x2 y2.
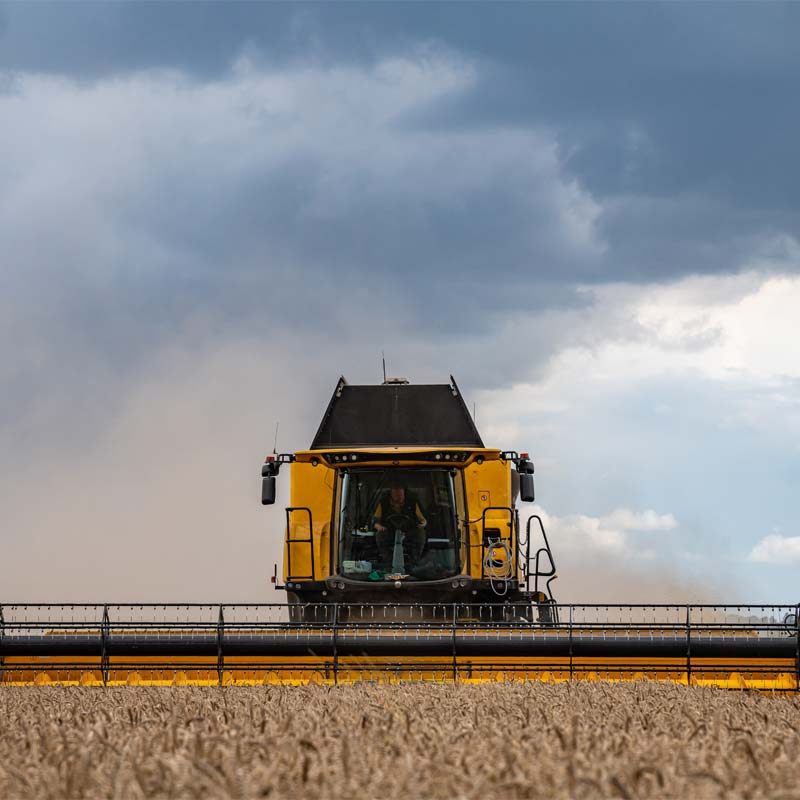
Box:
1 377 798 689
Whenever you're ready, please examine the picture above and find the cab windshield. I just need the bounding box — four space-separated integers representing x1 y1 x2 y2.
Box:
337 468 460 581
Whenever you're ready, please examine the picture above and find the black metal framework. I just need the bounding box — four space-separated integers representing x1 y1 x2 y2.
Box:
524 514 557 598
217 605 225 684
455 469 470 576
0 603 4 683
100 604 109 684
262 453 295 477
1 603 798 689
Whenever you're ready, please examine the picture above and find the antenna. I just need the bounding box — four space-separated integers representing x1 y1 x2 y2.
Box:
272 422 280 455
382 352 387 384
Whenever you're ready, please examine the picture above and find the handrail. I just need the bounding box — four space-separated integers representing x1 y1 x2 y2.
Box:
285 507 315 582
525 514 557 596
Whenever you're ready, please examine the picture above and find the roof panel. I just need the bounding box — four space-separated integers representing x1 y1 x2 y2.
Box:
310 379 483 449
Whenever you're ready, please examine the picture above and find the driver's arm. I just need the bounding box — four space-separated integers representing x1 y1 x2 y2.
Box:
373 501 386 532
414 503 427 528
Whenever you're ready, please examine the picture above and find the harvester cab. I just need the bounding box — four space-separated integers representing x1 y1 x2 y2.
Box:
261 376 558 620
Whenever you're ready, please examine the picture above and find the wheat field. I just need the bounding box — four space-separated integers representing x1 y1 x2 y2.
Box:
1 683 799 798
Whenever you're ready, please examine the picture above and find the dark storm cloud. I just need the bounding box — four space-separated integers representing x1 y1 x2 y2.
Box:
0 1 796 446
0 50 600 478
3 1 798 288
0 53 603 320
0 2 798 411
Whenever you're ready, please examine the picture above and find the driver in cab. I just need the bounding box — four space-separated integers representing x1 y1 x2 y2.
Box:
373 481 427 569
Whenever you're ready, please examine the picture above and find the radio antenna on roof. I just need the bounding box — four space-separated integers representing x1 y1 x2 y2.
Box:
382 352 387 384
272 422 280 455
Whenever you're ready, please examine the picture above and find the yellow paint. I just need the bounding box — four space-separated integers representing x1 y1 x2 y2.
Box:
284 460 336 582
284 448 517 584
5 655 796 692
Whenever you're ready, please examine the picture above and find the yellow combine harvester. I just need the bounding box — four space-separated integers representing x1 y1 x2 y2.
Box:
267 375 554 614
1 376 798 690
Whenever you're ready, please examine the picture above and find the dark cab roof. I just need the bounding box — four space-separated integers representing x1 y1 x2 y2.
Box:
310 376 484 449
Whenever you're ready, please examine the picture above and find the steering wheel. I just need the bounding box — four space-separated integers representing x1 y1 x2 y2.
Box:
383 512 415 533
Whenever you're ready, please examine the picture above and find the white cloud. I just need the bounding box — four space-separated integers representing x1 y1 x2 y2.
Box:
600 508 677 532
533 506 677 554
527 506 718 603
474 265 800 602
749 534 800 565
478 263 800 449
563 265 800 388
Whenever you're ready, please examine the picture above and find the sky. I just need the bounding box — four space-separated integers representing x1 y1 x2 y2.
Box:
1 2 799 604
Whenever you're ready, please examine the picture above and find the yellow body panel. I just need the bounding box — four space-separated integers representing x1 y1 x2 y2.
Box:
284 460 335 582
285 447 516 583
463 457 513 580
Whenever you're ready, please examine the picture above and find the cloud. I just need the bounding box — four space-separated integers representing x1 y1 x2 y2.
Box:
4 3 799 284
12 29 795 414
534 506 677 555
478 264 800 449
0 49 608 451
1 22 799 607
526 506 719 604
600 508 677 532
0 50 603 302
749 534 800 565
472 265 800 602
3 43 798 452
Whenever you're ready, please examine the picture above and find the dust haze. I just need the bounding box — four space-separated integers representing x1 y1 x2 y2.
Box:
550 553 721 605
1 339 320 602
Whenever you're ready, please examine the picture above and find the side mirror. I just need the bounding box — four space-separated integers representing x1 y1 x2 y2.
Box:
519 473 535 503
261 476 276 505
